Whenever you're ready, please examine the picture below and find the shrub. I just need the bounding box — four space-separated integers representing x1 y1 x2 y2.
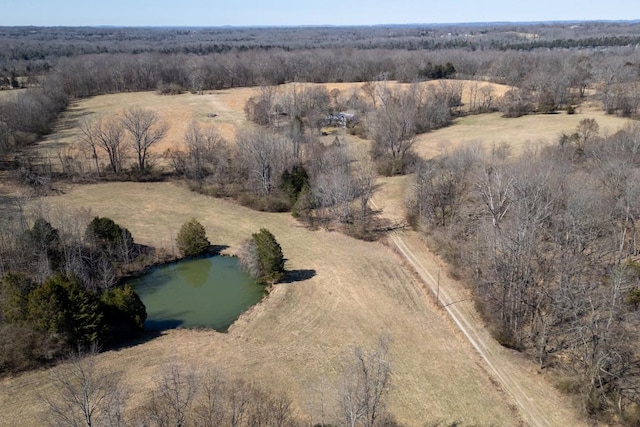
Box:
157 83 185 95
238 192 291 212
176 218 210 257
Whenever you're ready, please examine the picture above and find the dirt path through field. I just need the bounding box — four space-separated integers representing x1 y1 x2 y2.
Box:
385 230 583 426
369 184 582 427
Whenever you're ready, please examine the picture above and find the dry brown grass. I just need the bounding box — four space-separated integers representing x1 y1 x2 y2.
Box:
0 89 25 100
34 80 508 171
413 105 633 159
45 88 258 151
0 181 520 426
0 81 600 426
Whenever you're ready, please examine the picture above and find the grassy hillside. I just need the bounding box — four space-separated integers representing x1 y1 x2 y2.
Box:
1 182 520 426
0 81 615 425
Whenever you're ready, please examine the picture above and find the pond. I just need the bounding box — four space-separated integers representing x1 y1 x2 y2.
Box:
131 256 265 331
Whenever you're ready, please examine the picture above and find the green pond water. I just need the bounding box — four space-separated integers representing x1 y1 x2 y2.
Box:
132 256 265 331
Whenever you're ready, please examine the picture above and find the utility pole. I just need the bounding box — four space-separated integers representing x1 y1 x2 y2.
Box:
437 268 440 307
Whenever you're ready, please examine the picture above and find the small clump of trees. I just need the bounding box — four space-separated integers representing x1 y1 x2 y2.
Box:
0 214 147 374
77 107 168 177
43 336 395 426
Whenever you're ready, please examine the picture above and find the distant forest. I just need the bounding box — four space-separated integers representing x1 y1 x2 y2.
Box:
3 21 640 87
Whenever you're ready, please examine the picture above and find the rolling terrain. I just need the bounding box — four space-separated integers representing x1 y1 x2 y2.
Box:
2 81 633 425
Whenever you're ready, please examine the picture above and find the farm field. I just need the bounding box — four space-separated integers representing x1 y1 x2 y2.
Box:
2 80 629 425
36 80 510 169
1 181 522 426
413 105 632 159
37 81 631 175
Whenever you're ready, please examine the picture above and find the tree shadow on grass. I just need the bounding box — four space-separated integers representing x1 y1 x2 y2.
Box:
209 244 229 255
280 269 316 284
103 318 184 353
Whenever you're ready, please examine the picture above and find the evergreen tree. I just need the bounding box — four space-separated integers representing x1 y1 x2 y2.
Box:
86 216 134 261
27 275 103 347
252 228 285 284
0 273 36 323
280 165 310 205
22 218 62 273
176 218 210 257
100 284 147 340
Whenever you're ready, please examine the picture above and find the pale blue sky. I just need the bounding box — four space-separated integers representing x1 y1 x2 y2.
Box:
2 0 639 26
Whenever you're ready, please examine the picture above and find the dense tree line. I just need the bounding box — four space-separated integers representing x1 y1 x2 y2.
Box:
2 22 640 69
406 121 640 422
0 86 68 155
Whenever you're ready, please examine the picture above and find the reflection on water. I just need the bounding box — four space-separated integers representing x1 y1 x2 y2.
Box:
132 256 264 331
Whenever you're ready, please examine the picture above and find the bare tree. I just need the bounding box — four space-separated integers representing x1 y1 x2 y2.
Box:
353 145 376 233
77 117 102 175
479 84 495 111
576 118 600 149
192 369 226 427
367 85 417 175
339 337 392 427
409 148 476 228
227 379 250 427
145 360 198 427
312 144 356 225
476 164 513 228
236 128 294 196
95 116 126 174
121 107 168 172
43 346 126 427
245 387 294 427
245 85 277 126
174 120 229 182
78 116 127 175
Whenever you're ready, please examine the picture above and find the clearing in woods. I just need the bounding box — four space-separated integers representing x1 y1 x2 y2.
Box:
412 104 631 159
0 81 625 425
1 182 521 426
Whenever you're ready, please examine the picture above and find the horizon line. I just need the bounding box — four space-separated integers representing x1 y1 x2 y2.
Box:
2 19 640 29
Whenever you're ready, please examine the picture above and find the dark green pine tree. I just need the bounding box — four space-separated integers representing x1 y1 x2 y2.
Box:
27 275 103 347
252 228 285 284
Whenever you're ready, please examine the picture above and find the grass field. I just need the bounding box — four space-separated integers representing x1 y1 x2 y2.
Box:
413 105 632 159
0 182 521 426
36 80 510 170
0 81 614 425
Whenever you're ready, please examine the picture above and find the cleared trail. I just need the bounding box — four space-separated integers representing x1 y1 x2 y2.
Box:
387 231 583 427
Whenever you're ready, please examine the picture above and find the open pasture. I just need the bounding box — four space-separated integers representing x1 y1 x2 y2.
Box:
0 181 521 426
39 80 629 172
413 106 633 159
35 80 510 168
0 80 603 426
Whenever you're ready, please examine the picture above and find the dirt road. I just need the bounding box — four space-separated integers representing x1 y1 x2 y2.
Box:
388 231 583 427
